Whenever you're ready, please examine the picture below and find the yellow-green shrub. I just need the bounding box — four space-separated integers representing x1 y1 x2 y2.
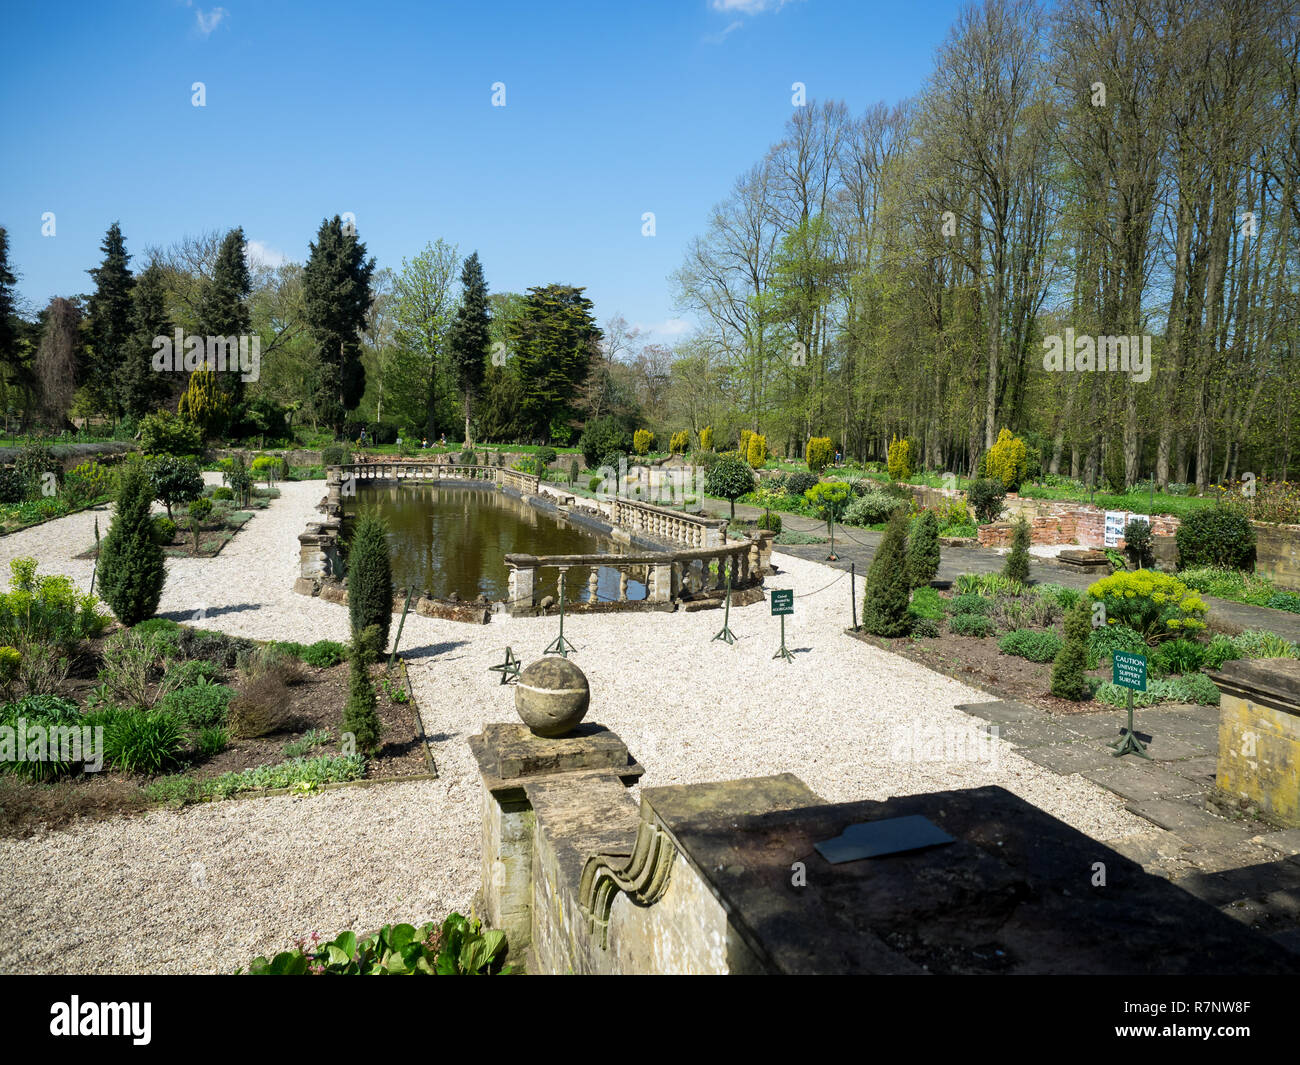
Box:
632 429 654 456
1085 570 1208 643
669 430 690 454
699 426 714 452
805 437 834 473
887 436 912 481
747 433 768 468
985 428 1028 491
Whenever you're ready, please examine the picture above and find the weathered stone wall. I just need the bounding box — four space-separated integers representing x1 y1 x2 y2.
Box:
1253 521 1300 592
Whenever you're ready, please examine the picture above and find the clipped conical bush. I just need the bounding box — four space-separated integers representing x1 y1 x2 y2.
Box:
347 509 392 652
343 624 382 756
1051 599 1092 701
1004 514 1031 583
97 458 166 625
906 510 941 589
862 510 912 637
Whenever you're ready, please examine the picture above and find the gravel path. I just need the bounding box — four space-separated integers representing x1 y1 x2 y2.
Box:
0 479 1145 973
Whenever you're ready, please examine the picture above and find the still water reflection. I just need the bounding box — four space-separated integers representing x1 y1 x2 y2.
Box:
345 484 647 603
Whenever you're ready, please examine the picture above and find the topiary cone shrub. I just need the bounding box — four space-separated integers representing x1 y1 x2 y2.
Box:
1051 599 1092 700
97 458 166 626
907 510 941 588
1003 514 1031 583
347 510 393 653
343 624 382 756
861 510 912 637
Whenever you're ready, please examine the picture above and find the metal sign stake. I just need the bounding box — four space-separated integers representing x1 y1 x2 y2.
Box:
544 570 577 657
713 564 736 644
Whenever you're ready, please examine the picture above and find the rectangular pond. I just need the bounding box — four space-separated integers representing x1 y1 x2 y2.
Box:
344 483 647 604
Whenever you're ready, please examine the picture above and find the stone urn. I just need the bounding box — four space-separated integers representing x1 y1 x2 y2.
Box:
514 657 591 737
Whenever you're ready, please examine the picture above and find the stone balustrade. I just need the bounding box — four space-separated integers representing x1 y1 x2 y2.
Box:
504 539 762 617
325 462 539 518
609 497 728 549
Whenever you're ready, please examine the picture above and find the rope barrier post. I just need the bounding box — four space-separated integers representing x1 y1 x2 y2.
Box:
712 563 736 644
544 570 577 658
850 561 856 630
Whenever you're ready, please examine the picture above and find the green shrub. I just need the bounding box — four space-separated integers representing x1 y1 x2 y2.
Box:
1086 570 1208 642
843 491 904 527
275 639 347 668
705 453 756 521
1267 591 1300 613
984 428 1028 491
1203 634 1245 670
63 461 117 506
1086 624 1147 670
1124 518 1155 568
906 511 941 588
245 912 509 976
347 511 392 652
632 429 655 455
0 694 86 780
805 437 834 474
756 511 782 534
1094 674 1220 708
147 455 205 520
139 410 202 455
886 436 912 481
1051 600 1092 700
588 475 602 492
950 613 995 637
910 617 940 638
1176 506 1256 570
951 593 994 616
998 628 1063 663
578 417 631 468
861 510 912 637
1003 515 1031 583
1148 638 1206 678
198 726 229 757
908 586 946 621
104 708 186 773
1035 583 1081 610
160 678 234 730
211 486 234 501
98 459 166 626
967 479 1007 524
181 628 255 668
1233 629 1300 659
784 472 819 498
167 658 220 688
151 515 177 544
537 447 557 467
321 444 349 466
343 626 382 756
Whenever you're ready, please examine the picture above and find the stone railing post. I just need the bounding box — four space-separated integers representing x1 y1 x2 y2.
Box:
505 554 538 616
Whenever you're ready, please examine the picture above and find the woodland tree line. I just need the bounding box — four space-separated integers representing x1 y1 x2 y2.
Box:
668 0 1300 489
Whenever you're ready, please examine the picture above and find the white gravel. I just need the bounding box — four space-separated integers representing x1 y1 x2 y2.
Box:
0 478 1146 974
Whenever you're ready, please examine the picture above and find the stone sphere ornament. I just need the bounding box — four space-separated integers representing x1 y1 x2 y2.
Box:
514 657 591 737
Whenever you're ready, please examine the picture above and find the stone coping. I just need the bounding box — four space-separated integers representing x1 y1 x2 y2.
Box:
1212 658 1300 716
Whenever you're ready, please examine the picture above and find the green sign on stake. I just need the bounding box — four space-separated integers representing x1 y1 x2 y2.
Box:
771 589 794 661
1109 650 1151 759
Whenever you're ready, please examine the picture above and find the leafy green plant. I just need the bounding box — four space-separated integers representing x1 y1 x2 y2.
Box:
951 593 995 616
1232 629 1300 659
1176 505 1256 571
1202 633 1244 670
1035 583 1081 611
198 726 229 757
909 617 940 638
159 677 234 729
908 586 945 621
1086 623 1147 670
950 613 995 637
1148 638 1206 677
1123 518 1155 568
1086 570 1208 643
272 639 348 668
211 486 234 501
1094 673 1220 708
1003 515 1031 583
1051 600 1092 700
906 510 941 588
998 628 1063 663
0 694 86 780
861 510 912 637
146 455 205 520
245 912 509 976
705 453 756 520
151 515 178 544
283 729 332 759
98 458 167 626
967 478 1007 524
104 708 186 773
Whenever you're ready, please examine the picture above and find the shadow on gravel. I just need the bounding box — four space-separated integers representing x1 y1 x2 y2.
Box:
159 603 263 622
402 640 470 660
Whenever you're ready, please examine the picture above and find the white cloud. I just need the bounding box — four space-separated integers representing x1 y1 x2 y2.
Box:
195 6 227 36
633 318 693 341
705 19 744 44
245 240 287 269
709 0 794 14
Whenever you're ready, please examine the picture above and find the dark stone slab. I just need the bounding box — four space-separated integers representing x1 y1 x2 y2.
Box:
1172 855 1300 908
1018 743 1116 775
644 781 1300 974
1166 755 1219 786
1082 762 1204 803
1126 799 1256 849
980 719 1077 748
1058 714 1130 742
955 700 1041 725
522 769 641 897
469 722 642 788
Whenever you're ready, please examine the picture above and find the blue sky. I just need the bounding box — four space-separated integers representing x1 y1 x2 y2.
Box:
0 0 967 344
